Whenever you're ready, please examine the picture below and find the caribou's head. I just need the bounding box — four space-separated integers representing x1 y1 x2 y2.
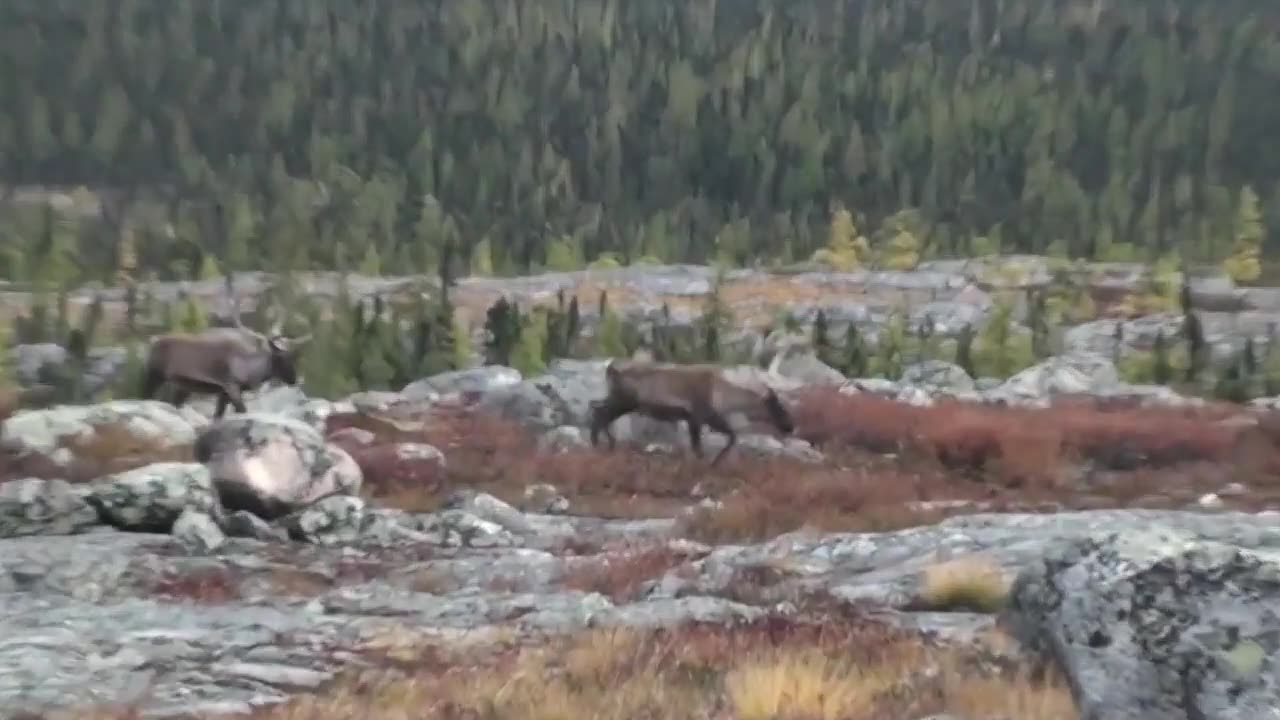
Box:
265 328 312 385
232 299 313 386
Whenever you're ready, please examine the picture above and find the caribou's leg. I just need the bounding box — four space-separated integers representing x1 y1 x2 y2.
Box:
705 412 737 466
686 419 705 459
213 384 247 418
140 367 165 400
224 384 248 414
590 400 631 450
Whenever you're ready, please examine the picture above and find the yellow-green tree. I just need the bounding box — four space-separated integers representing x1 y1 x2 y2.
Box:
878 210 924 271
811 202 868 271
452 316 473 369
1223 185 1263 283
544 235 584 272
510 310 548 375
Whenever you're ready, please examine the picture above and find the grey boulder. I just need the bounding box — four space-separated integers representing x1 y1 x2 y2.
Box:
1004 528 1280 720
195 414 362 521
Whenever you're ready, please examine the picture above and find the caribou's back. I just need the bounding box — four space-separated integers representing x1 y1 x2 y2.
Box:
147 329 264 388
606 359 717 412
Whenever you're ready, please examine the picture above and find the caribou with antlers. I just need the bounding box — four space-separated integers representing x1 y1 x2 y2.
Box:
141 300 313 418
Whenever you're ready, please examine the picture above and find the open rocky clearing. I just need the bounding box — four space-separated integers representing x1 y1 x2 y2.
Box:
2 352 1280 718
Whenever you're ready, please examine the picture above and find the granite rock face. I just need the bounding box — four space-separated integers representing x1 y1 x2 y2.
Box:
85 462 221 532
195 414 363 520
0 477 100 538
0 400 204 459
2 481 1280 718
1004 528 1280 720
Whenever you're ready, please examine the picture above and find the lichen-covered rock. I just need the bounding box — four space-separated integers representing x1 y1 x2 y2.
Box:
1004 528 1280 720
195 414 363 521
86 462 220 532
0 400 204 458
222 510 289 542
537 425 589 453
985 353 1120 406
900 360 976 394
283 495 367 545
402 365 522 400
770 350 846 386
172 508 227 553
0 477 101 537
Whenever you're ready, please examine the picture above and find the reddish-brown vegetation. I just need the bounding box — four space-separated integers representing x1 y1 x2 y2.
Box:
311 388 1280 543
560 544 694 602
147 567 242 603
344 444 447 511
790 388 1246 482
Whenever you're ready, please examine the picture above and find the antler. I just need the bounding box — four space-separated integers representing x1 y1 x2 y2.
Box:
230 296 269 342
283 311 314 346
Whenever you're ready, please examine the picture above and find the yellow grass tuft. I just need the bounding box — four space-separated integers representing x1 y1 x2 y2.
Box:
723 644 914 720
943 665 1080 719
918 556 1012 612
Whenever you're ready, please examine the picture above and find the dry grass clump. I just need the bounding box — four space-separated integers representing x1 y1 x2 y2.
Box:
61 422 194 477
172 616 1077 720
914 556 1013 613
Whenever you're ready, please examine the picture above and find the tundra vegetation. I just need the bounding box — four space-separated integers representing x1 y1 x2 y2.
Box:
5 1 1280 718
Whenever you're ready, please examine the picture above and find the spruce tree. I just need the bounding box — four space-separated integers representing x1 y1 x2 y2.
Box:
484 296 521 366
565 295 582 358
843 323 868 378
1152 330 1172 386
812 309 831 365
955 323 975 378
1181 277 1206 382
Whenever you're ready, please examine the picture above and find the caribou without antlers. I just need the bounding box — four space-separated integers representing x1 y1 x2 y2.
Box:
589 358 796 466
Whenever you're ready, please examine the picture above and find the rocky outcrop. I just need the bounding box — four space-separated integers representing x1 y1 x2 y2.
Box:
0 400 204 460
1 501 1279 717
0 477 99 537
1004 528 1280 720
194 414 363 520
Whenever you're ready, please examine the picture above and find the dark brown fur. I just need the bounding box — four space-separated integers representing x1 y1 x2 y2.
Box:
589 359 795 465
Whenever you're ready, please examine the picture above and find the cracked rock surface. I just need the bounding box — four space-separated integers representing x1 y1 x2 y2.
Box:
3 498 1280 718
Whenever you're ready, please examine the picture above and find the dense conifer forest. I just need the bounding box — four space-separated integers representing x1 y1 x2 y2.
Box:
2 0 1280 287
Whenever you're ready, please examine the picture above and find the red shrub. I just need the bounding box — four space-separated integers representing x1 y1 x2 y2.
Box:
790 388 1244 476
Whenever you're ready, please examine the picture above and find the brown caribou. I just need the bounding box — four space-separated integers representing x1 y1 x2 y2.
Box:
589 359 796 465
141 302 312 418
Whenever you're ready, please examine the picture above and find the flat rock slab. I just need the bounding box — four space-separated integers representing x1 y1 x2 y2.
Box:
4 508 1280 717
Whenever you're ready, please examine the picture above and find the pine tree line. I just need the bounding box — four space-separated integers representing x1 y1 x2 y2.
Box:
1 0 1280 288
